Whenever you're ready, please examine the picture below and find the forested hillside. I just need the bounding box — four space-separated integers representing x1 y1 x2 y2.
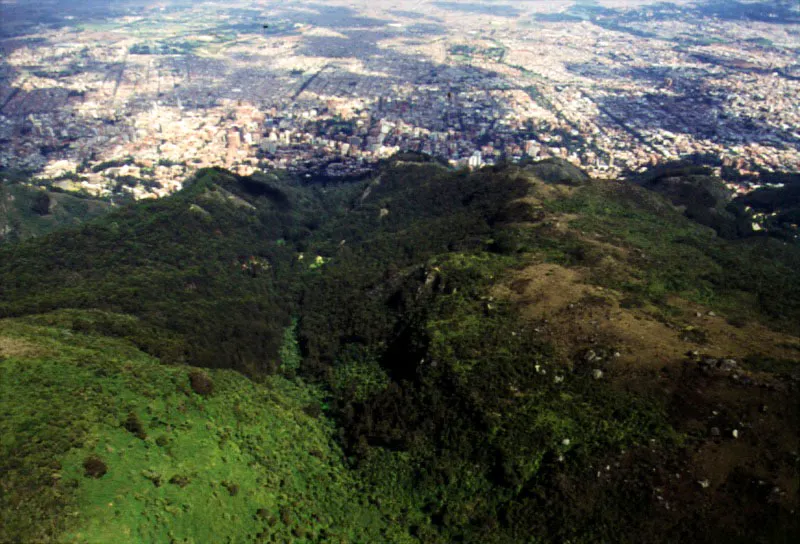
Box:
1 158 798 543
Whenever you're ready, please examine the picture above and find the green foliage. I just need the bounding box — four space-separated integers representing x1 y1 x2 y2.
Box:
0 314 401 543
301 221 673 542
0 180 111 244
91 157 135 173
0 169 355 374
30 191 51 215
332 346 389 403
364 252 672 540
278 318 302 373
542 182 800 329
741 354 800 375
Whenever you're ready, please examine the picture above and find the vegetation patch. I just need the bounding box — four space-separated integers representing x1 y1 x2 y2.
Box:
0 314 403 543
188 369 213 396
82 456 108 479
541 181 800 330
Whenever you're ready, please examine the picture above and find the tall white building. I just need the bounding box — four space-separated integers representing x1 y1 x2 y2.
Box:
468 151 483 169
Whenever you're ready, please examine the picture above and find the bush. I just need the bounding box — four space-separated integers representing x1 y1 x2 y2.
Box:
278 319 302 374
83 455 107 478
123 411 147 440
189 370 214 397
30 192 50 215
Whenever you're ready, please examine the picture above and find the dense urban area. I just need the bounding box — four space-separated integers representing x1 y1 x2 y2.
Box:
1 0 799 198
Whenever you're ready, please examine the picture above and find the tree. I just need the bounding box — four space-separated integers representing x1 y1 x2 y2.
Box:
30 192 50 216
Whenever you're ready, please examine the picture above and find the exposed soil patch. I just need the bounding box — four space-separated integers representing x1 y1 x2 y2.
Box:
494 262 800 373
0 335 47 359
495 260 800 540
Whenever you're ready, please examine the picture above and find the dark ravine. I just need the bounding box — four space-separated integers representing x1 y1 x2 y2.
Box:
1 157 798 543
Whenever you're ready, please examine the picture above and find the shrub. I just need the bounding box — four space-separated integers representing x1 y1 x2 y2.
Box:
30 192 51 215
222 481 239 496
83 455 107 478
123 411 147 440
278 319 302 374
168 475 190 488
188 370 214 396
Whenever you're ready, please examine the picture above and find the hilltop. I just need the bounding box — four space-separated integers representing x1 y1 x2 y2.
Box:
1 158 798 543
0 175 112 244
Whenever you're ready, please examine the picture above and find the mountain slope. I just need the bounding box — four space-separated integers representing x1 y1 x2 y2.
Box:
1 159 798 543
0 181 112 244
0 310 399 543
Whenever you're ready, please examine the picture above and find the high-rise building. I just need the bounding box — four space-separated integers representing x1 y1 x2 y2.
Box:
468 151 483 169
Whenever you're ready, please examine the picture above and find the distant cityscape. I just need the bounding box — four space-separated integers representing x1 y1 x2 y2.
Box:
1 0 798 199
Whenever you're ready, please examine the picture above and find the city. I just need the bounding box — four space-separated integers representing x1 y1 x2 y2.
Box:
1 0 798 198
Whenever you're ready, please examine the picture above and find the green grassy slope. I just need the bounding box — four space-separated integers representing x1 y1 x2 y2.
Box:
0 310 402 544
543 181 800 329
0 181 112 244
